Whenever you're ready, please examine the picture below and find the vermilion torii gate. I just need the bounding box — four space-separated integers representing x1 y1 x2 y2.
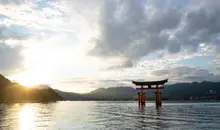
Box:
132 79 168 107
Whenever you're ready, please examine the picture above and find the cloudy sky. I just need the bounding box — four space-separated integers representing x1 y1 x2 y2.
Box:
0 0 219 93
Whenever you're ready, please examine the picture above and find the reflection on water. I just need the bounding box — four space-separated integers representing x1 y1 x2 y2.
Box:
138 106 146 129
19 104 35 130
0 101 220 130
0 103 56 130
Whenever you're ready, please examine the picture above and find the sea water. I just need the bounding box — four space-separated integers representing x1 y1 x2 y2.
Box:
0 101 220 130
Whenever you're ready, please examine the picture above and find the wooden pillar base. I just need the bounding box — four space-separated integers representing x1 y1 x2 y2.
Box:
141 93 145 106
138 92 141 106
155 92 162 107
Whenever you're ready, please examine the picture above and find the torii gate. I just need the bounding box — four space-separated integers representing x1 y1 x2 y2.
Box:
132 79 168 107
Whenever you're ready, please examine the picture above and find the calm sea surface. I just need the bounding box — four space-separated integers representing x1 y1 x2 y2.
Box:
0 101 220 130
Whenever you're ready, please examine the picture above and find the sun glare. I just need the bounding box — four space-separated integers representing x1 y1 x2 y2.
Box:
11 69 51 87
10 39 87 88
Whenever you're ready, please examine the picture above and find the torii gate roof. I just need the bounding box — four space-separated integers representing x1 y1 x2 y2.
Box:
132 79 168 86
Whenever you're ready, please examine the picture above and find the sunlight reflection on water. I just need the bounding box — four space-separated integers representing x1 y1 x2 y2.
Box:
0 101 220 130
19 104 35 130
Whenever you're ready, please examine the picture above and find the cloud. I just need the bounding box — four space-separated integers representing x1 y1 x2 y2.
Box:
215 55 220 74
0 0 23 5
88 0 182 58
0 24 31 40
0 15 34 74
0 19 30 75
89 0 180 58
60 77 131 88
105 57 133 70
0 14 9 19
87 0 220 67
0 0 51 7
0 0 69 75
150 66 220 82
0 42 24 75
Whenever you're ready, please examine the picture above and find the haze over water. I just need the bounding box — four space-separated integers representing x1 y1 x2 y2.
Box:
0 101 220 130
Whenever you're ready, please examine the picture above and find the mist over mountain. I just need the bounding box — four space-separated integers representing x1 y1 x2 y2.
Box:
56 81 220 101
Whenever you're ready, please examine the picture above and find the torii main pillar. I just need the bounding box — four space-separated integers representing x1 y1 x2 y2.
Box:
132 79 168 107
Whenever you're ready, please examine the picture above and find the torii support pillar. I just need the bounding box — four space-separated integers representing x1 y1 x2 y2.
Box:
141 93 145 106
137 93 146 106
137 92 145 106
155 92 162 107
137 92 141 106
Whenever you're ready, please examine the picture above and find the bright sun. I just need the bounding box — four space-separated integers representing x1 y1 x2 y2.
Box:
11 69 51 87
13 67 50 87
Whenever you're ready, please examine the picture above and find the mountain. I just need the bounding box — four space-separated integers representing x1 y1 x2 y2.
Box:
56 81 220 101
54 89 85 100
0 74 11 87
85 87 137 100
0 74 62 103
161 81 220 100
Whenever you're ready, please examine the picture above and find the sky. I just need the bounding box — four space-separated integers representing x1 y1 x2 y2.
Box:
0 0 220 93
